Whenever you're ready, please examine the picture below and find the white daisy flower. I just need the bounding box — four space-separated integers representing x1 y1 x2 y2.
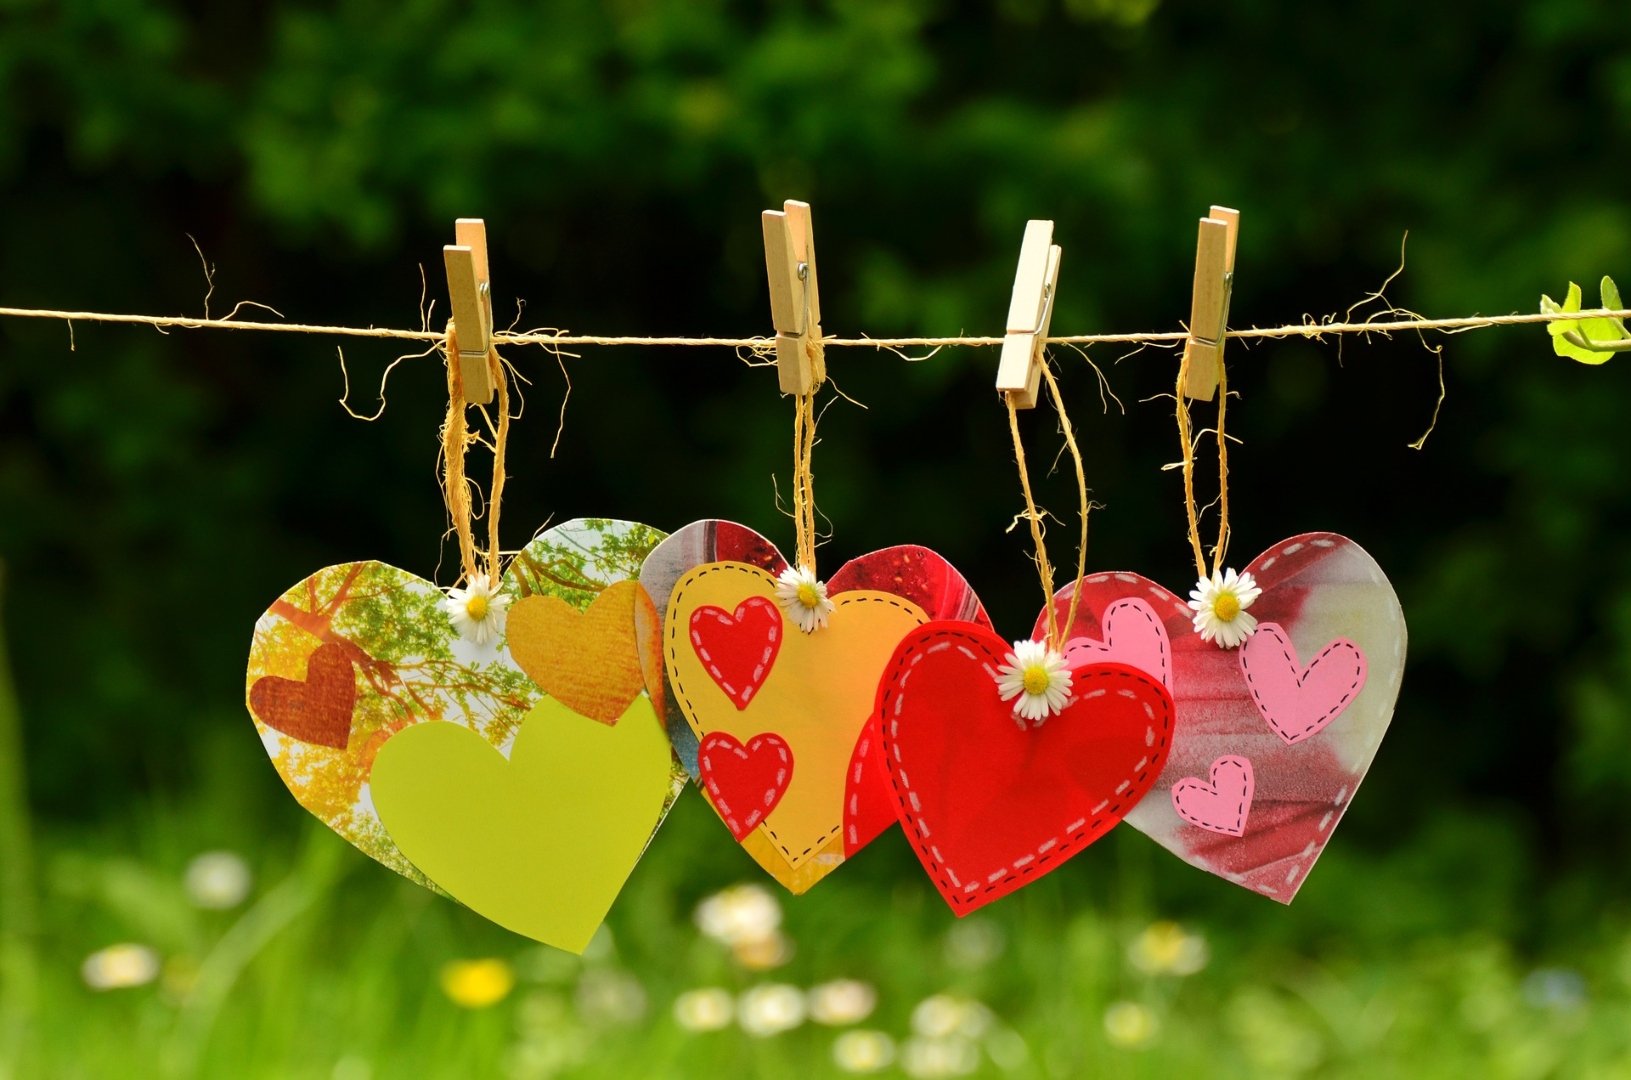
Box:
443 572 511 646
1187 568 1262 648
994 640 1073 725
774 565 835 634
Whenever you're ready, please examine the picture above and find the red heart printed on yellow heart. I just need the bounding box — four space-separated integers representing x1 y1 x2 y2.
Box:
639 520 989 894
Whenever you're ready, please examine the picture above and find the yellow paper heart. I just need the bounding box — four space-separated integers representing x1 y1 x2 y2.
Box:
371 694 674 953
508 580 647 724
666 562 926 893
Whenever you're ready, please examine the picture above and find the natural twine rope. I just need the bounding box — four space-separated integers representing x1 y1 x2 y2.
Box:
1005 358 1093 652
792 390 819 574
440 325 510 584
1 305 1626 350
1174 345 1230 582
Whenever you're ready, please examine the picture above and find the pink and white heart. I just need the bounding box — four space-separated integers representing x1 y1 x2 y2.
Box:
1037 535 1405 903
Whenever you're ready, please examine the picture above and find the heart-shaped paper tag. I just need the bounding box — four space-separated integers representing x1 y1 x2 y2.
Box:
1038 533 1405 902
637 520 988 893
875 623 1173 915
506 578 650 725
371 694 674 954
697 731 795 840
245 518 686 910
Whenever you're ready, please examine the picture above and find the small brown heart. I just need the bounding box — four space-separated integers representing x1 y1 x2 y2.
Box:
249 642 357 749
507 580 646 724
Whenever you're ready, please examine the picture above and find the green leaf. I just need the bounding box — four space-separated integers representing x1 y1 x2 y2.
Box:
1542 279 1625 364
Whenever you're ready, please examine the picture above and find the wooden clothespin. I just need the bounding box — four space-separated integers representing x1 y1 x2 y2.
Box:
996 219 1062 409
443 217 496 405
762 199 825 395
1178 206 1240 401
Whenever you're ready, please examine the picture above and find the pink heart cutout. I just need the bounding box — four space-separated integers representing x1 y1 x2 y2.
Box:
1062 596 1172 690
1037 534 1405 903
1240 623 1367 745
1171 755 1255 836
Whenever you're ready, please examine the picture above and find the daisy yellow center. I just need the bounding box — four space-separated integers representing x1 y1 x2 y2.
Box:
796 583 821 608
465 594 489 620
1211 592 1240 622
1022 665 1052 696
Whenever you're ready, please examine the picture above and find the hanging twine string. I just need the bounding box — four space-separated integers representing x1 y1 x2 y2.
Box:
1 304 1626 350
440 325 510 583
792 390 819 573
1005 359 1093 652
1173 346 1229 581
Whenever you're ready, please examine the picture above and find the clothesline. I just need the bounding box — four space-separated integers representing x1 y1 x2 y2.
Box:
0 305 1626 352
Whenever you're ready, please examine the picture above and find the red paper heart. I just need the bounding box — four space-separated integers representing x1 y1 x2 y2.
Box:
688 596 783 709
698 732 795 840
1240 623 1367 745
1040 534 1405 902
248 642 357 749
877 624 1173 915
841 721 895 857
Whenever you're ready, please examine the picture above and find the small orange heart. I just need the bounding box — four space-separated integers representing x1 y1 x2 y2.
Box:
508 579 646 724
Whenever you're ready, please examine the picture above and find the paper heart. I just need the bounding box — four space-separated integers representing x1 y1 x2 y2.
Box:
1040 533 1405 902
689 596 783 709
637 520 988 893
245 518 685 897
876 623 1173 915
1061 597 1172 691
1241 623 1367 745
372 695 674 954
698 732 794 840
248 642 357 749
1172 755 1255 836
506 579 648 725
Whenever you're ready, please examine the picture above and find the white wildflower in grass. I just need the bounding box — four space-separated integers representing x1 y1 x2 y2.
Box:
995 639 1073 724
695 883 782 947
808 979 878 1026
575 969 647 1027
1128 921 1210 977
832 1030 897 1073
443 572 511 646
183 850 252 910
911 995 991 1040
737 983 806 1038
673 988 735 1032
1103 1000 1159 1049
1188 568 1262 648
900 1036 980 1078
774 565 835 633
732 929 794 972
81 944 160 991
943 920 1005 970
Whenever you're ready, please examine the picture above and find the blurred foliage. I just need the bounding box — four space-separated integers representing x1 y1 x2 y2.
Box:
3 0 1631 1073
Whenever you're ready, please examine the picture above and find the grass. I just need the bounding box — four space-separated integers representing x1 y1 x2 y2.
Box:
5 756 1631 1080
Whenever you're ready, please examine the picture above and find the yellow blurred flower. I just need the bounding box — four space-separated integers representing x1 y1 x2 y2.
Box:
1128 921 1209 977
1103 1000 1158 1049
673 987 734 1032
440 958 515 1009
833 1030 896 1073
81 943 160 990
809 979 878 1026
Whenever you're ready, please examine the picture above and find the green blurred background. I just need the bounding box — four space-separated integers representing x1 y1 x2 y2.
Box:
3 0 1631 1076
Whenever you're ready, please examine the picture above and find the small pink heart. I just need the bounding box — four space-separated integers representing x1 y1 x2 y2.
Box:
1240 623 1367 745
1172 755 1255 836
1062 596 1172 690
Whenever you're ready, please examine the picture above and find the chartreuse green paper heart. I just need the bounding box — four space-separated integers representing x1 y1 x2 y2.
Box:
370 693 674 954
